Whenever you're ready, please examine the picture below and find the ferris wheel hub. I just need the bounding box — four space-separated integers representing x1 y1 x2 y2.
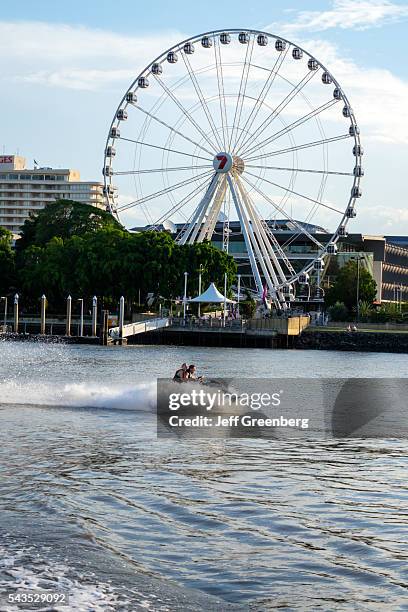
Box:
212 152 233 173
232 156 245 176
212 152 245 175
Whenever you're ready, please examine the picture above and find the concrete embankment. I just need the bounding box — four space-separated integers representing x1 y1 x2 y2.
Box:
295 329 408 353
3 328 408 353
129 328 282 348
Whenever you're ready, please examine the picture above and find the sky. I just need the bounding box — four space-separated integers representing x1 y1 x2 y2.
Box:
1 0 407 234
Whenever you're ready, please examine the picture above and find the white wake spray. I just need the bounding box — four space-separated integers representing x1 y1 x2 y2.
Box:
0 380 156 410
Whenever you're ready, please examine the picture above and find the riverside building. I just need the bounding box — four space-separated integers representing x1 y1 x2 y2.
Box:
132 220 408 306
0 155 104 235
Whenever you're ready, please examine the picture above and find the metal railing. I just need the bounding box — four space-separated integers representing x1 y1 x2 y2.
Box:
169 317 245 330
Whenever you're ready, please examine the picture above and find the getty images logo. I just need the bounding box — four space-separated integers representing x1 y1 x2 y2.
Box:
168 388 283 411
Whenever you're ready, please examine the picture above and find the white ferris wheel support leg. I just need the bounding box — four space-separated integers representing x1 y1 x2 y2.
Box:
178 173 220 245
197 176 227 242
235 177 288 286
227 175 270 302
234 177 286 310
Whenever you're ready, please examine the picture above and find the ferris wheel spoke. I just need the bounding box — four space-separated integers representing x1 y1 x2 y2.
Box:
245 164 353 177
280 203 322 252
237 68 318 157
213 37 228 150
133 104 214 156
152 74 219 152
180 52 224 151
240 173 325 250
113 164 212 176
228 34 255 151
233 47 289 154
118 136 212 161
243 99 339 158
245 169 344 215
149 173 214 228
245 134 350 163
117 169 214 212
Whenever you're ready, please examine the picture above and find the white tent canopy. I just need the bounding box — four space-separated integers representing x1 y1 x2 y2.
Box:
189 282 235 304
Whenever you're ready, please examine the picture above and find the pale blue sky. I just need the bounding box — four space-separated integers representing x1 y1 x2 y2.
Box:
1 0 407 233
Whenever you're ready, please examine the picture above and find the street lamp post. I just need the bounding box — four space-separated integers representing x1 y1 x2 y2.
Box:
183 272 188 320
78 298 84 337
119 295 125 341
237 274 241 318
356 256 364 324
223 272 227 327
198 265 203 319
66 295 72 336
40 294 47 335
92 296 98 337
0 296 7 331
13 293 19 333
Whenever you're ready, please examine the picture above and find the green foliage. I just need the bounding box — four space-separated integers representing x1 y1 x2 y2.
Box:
325 254 340 277
17 199 122 251
178 241 237 299
1 198 235 309
325 260 377 311
13 207 237 310
358 300 375 322
370 306 390 323
239 291 257 319
0 227 15 294
370 302 401 323
327 301 349 322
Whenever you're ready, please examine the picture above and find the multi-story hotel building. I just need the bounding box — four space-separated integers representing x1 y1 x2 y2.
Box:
0 155 104 235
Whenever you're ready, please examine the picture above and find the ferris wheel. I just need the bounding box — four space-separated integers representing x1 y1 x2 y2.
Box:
103 28 363 310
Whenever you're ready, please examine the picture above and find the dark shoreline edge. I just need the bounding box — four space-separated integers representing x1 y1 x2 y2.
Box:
2 329 408 353
294 329 408 353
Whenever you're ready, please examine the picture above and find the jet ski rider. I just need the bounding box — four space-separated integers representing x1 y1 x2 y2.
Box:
173 363 188 382
173 363 202 383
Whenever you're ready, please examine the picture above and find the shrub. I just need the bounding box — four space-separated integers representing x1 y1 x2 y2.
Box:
327 301 349 322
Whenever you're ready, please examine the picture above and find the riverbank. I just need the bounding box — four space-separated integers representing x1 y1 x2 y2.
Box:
295 328 408 353
128 327 408 353
3 327 408 353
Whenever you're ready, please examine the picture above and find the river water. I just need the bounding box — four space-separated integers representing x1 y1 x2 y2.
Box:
0 341 407 611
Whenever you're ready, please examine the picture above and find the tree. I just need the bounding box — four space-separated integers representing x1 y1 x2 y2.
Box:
325 260 377 311
173 241 237 300
0 227 15 294
240 290 257 319
327 301 349 322
16 228 237 311
17 199 122 251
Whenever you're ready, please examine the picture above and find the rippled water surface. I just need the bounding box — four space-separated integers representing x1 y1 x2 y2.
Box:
1 341 408 610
